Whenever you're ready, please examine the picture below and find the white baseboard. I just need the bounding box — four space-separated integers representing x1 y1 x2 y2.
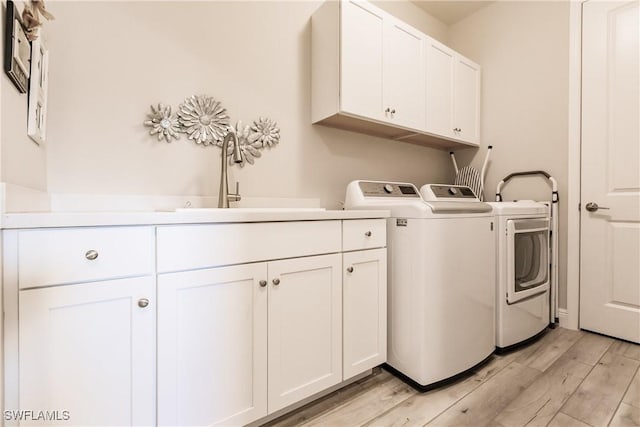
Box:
558 308 574 330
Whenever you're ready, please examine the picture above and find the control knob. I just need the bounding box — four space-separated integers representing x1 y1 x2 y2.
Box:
383 184 394 194
448 187 458 195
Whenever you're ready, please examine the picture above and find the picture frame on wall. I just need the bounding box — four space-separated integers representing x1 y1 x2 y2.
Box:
27 38 49 145
3 0 31 93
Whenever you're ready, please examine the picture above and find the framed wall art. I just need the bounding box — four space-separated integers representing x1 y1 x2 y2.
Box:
3 0 31 93
27 38 49 144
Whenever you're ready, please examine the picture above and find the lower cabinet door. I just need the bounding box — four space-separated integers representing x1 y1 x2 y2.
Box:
343 248 387 380
157 263 268 427
19 276 156 426
267 254 342 413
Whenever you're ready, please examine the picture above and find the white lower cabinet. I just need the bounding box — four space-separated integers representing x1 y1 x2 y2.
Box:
157 263 268 427
18 276 155 426
7 219 385 427
267 254 342 412
157 253 342 425
343 248 387 380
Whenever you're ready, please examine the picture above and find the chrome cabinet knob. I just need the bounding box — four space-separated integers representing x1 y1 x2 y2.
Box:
585 202 610 212
364 231 372 237
259 280 267 287
138 298 149 308
85 250 99 260
347 266 354 273
272 278 281 286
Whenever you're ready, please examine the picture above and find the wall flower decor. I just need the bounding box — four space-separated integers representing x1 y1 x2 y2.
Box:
144 103 181 142
143 95 279 167
178 95 230 146
249 117 280 147
227 121 262 167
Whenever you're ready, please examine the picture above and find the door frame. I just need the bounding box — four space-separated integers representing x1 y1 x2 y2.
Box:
565 0 585 330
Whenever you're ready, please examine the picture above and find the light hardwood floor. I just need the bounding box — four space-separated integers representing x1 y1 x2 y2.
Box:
266 328 640 427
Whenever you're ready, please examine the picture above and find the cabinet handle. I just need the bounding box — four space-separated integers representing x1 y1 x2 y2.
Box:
259 280 267 287
272 278 281 286
347 266 354 273
138 298 149 308
364 231 372 237
85 250 99 260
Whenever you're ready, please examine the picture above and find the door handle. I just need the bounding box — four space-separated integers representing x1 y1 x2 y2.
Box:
585 202 610 212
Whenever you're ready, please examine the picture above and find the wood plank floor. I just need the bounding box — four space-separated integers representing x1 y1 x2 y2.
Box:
265 328 640 427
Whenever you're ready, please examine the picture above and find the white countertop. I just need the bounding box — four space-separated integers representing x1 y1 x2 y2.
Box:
0 208 390 229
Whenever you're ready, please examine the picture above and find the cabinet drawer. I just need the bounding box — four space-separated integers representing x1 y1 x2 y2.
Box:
157 221 341 272
18 227 155 289
342 219 386 251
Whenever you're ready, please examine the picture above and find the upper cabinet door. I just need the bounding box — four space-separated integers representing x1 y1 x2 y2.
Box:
425 40 455 138
384 19 425 129
454 56 481 144
340 0 384 121
425 38 480 145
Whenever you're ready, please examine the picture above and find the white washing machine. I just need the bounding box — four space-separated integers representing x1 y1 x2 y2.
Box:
345 181 495 391
489 201 551 351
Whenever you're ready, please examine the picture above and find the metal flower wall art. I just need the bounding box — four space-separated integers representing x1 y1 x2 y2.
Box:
178 95 229 146
143 95 280 167
144 104 181 142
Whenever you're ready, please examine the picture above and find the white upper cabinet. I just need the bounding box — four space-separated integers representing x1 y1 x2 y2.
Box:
453 56 481 144
383 19 425 129
312 0 480 148
340 0 425 129
340 0 385 122
425 39 455 138
425 39 481 145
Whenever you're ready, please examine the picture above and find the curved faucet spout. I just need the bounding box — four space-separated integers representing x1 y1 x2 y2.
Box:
219 130 243 208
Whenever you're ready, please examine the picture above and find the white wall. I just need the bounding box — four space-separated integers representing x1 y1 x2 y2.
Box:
44 1 451 208
448 1 570 308
374 0 448 43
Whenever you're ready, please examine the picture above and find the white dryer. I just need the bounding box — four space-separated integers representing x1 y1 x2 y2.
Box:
345 181 495 391
489 201 551 351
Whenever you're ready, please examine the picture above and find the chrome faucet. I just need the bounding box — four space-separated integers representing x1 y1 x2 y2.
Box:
219 129 243 208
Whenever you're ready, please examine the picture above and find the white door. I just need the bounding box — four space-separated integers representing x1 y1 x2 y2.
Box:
340 0 384 121
384 19 424 129
580 0 640 343
19 277 155 426
343 248 387 380
425 40 455 138
453 56 481 144
268 254 342 413
157 263 268 426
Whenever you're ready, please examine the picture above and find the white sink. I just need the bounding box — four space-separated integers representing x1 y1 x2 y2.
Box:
174 207 326 213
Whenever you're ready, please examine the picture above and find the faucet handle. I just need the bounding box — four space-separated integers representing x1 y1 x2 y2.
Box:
229 182 241 202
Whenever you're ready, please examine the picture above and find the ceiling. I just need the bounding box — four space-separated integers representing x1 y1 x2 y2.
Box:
411 1 493 25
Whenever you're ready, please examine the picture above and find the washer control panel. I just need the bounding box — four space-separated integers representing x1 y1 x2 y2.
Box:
358 181 420 198
422 184 478 201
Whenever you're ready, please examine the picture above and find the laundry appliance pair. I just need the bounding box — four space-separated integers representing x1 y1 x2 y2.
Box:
345 180 552 390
